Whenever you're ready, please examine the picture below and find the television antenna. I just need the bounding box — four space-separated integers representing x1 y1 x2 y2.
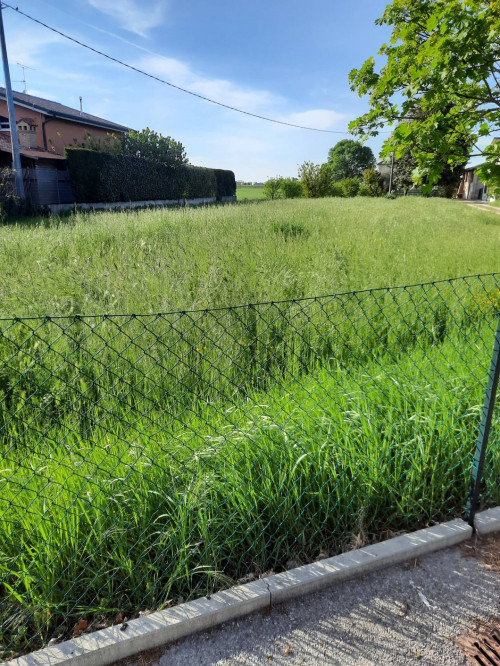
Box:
14 62 35 93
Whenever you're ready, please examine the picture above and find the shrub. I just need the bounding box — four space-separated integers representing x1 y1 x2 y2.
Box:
330 183 344 197
184 165 217 199
65 149 235 203
264 176 303 200
362 167 383 196
0 167 39 220
298 162 331 198
122 128 188 168
340 177 360 197
281 177 303 199
358 184 372 197
0 195 38 221
263 177 284 200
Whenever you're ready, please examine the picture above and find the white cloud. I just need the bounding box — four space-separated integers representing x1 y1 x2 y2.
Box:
279 109 349 131
88 0 166 37
136 55 283 113
6 26 62 70
124 55 356 181
132 56 348 136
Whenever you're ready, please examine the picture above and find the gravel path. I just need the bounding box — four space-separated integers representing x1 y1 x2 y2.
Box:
461 201 500 215
118 535 500 666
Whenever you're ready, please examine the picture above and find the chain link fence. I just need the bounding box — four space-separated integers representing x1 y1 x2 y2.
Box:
1 273 500 659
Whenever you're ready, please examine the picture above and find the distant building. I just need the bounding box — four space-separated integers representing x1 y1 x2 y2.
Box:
376 159 391 189
0 88 128 157
0 88 128 204
457 137 500 201
458 164 490 201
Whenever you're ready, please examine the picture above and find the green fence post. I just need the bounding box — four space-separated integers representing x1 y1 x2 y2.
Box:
466 312 500 526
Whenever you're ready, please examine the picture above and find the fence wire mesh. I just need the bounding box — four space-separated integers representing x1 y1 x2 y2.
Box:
1 273 500 659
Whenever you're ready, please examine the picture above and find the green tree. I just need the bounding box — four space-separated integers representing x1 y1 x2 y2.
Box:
385 149 462 196
298 162 331 198
81 131 123 155
123 128 188 168
330 182 344 197
349 0 500 192
362 167 383 196
263 176 283 200
392 152 418 195
477 141 500 187
281 177 303 199
340 177 360 197
327 139 375 181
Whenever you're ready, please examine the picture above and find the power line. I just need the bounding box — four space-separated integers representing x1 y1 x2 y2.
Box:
2 2 388 134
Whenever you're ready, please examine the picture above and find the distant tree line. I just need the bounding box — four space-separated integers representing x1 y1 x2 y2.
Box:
264 137 464 201
263 140 383 200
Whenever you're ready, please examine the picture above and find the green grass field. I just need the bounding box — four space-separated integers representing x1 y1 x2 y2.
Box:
1 197 500 657
236 184 265 200
0 197 499 317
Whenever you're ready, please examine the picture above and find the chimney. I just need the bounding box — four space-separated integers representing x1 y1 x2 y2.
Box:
79 96 83 116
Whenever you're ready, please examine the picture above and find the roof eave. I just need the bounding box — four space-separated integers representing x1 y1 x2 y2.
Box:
0 93 128 133
464 162 487 171
43 109 129 133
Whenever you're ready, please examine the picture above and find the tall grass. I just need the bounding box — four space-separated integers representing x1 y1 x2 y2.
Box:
0 197 499 317
1 274 499 658
1 199 500 657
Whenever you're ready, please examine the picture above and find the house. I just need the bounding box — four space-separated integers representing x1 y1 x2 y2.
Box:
0 88 128 204
0 88 128 155
457 137 500 201
376 159 391 189
458 164 490 201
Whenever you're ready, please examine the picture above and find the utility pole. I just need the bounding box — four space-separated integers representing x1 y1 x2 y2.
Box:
388 152 395 195
0 3 24 198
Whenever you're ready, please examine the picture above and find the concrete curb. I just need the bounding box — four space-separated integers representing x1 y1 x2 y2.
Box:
9 518 472 666
474 506 500 535
266 518 471 604
47 196 237 215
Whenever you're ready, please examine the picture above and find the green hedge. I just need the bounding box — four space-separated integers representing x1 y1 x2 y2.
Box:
65 149 235 203
214 169 236 197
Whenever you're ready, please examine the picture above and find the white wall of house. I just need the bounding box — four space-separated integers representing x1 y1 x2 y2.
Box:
463 170 489 200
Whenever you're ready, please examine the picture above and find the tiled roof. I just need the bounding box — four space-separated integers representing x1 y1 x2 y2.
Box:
0 132 66 160
0 88 129 133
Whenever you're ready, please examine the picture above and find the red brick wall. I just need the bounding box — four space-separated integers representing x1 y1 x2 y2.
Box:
0 100 125 155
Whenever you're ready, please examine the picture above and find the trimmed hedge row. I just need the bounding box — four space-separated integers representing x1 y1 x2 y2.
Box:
65 149 236 203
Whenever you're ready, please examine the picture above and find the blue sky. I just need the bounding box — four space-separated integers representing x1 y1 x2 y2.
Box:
2 0 394 180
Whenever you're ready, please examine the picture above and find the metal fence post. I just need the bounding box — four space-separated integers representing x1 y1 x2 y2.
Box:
466 313 500 526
